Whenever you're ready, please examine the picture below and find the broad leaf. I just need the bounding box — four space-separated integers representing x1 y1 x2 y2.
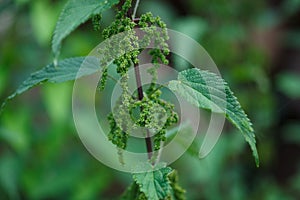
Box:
133 163 172 200
168 68 259 167
52 0 119 57
1 57 100 113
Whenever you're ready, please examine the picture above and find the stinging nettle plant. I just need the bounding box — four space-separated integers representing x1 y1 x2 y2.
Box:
1 0 259 199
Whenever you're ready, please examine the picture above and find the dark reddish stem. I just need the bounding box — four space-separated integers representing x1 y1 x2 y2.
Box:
134 62 153 160
131 10 153 160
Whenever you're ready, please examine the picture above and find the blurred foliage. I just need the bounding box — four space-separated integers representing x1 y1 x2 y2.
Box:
0 0 300 199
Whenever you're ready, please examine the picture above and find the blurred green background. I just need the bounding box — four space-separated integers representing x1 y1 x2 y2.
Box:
1 0 300 199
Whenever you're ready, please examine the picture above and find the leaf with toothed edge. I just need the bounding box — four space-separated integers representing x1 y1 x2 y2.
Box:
52 0 120 57
133 163 173 200
0 57 100 113
168 68 259 167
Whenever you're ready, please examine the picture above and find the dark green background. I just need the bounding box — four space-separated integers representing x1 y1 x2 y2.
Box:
0 0 300 199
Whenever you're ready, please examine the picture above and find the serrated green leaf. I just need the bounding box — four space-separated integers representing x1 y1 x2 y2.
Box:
1 57 100 113
122 170 186 200
133 164 173 200
168 68 259 167
52 0 119 57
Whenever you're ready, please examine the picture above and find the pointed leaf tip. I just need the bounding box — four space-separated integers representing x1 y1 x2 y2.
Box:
168 68 259 166
52 0 120 57
0 57 100 114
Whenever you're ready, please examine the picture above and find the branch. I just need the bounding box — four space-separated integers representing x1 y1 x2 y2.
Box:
132 0 141 20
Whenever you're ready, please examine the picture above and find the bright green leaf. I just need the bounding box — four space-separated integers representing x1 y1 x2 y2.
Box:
133 163 173 200
52 0 119 57
168 68 259 167
1 57 100 113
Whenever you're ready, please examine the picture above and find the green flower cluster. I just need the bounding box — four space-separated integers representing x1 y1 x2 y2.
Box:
107 74 133 148
139 13 178 151
95 0 178 161
151 97 178 151
139 12 170 65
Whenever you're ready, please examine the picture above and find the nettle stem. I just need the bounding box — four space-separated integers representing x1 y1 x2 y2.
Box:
134 62 153 160
132 0 140 20
131 0 153 161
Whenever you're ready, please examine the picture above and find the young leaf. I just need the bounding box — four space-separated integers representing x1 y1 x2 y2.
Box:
1 57 100 113
123 170 186 200
133 164 173 200
168 68 259 167
52 0 119 57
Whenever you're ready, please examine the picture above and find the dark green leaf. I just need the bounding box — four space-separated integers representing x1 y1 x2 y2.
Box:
1 57 100 113
52 0 119 57
168 68 259 167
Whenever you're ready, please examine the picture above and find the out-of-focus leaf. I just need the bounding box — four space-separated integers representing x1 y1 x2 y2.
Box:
172 17 208 71
72 170 112 200
42 82 72 124
168 68 259 166
0 128 29 155
14 0 29 5
285 31 300 48
290 167 300 192
172 17 207 39
23 161 84 199
282 0 300 17
0 110 30 154
139 0 175 25
0 68 8 95
30 0 59 45
1 57 100 113
0 153 20 200
276 72 300 98
282 122 300 144
52 0 119 57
